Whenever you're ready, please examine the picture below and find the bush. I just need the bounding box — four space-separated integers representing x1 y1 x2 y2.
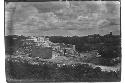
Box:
6 58 121 82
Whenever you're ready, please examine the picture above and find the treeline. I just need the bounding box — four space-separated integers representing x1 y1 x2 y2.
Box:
6 58 121 82
48 34 121 58
5 35 27 55
5 34 121 58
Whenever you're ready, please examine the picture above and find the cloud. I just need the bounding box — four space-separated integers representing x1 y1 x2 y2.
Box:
5 1 120 36
98 18 120 29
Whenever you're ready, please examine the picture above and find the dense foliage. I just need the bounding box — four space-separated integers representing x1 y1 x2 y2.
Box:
6 58 121 82
48 34 121 58
5 34 121 58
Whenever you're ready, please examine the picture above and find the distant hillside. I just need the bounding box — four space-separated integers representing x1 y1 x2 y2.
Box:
5 34 121 58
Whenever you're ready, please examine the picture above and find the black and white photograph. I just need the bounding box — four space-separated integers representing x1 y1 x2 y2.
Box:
5 0 121 82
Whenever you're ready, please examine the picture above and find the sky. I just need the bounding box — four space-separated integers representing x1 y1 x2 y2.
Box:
5 1 120 36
